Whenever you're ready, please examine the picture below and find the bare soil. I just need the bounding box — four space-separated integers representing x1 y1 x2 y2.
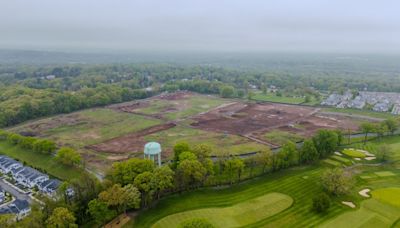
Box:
190 102 316 135
87 123 176 154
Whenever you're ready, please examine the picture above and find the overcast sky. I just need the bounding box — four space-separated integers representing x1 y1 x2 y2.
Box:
1 0 399 53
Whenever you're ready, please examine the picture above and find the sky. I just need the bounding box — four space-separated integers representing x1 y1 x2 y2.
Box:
1 0 400 53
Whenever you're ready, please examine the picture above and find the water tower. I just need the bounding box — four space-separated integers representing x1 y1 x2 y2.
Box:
144 142 162 167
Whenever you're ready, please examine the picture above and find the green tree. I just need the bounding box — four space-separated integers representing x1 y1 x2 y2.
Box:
375 122 388 140
383 118 398 135
359 122 375 145
299 139 319 164
192 144 212 162
219 85 235 98
224 158 245 185
173 141 190 168
134 171 155 207
312 130 339 158
20 136 37 150
375 144 392 162
33 139 57 154
55 147 82 166
179 218 215 228
277 141 298 169
179 151 197 161
312 193 331 213
107 158 154 186
321 168 354 195
176 160 207 190
45 207 77 228
151 166 175 199
256 149 273 173
87 199 116 226
99 184 141 213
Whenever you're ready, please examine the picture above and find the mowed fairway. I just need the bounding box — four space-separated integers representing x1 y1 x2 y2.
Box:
153 193 292 228
131 166 346 228
320 195 400 228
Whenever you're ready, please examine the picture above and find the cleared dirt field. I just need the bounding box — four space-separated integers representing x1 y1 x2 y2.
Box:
191 102 316 135
190 102 362 146
10 92 365 173
88 123 176 156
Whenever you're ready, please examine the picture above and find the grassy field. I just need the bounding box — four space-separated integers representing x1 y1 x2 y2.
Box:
11 109 163 149
144 126 270 155
342 149 366 158
152 193 293 228
251 93 305 104
320 198 400 228
0 141 82 180
131 166 348 227
263 130 304 145
371 188 400 207
134 95 229 120
322 107 394 119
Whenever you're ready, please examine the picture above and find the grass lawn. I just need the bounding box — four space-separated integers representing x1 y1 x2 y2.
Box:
330 155 352 166
144 126 270 156
320 198 400 228
130 166 347 227
11 109 163 149
323 159 342 167
0 141 82 180
342 149 366 158
251 93 305 104
322 107 394 119
152 193 293 228
263 130 304 145
371 188 400 207
134 95 229 121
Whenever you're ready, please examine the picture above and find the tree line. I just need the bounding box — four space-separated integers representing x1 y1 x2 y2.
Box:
0 130 82 167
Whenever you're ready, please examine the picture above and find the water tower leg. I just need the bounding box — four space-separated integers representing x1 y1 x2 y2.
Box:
158 153 161 167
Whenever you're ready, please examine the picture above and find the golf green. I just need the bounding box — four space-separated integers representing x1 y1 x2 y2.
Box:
152 192 293 228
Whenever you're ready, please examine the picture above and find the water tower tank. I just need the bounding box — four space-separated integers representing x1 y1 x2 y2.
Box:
144 142 162 166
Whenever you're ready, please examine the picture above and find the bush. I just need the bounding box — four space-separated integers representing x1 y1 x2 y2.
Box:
179 218 215 228
312 193 331 213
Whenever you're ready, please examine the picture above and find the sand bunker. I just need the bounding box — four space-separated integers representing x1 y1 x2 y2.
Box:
365 157 376 161
354 158 361 161
342 201 356 208
358 189 371 198
334 152 343 156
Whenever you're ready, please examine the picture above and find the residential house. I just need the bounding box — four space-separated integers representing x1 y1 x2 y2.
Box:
0 157 22 174
0 199 30 221
15 167 48 188
38 179 61 196
0 187 4 203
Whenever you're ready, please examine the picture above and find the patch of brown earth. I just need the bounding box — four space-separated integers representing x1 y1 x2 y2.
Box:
88 123 176 154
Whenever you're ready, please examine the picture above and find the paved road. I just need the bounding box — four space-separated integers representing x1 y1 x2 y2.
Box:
0 178 31 203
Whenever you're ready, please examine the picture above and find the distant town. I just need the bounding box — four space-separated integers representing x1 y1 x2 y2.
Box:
322 91 400 114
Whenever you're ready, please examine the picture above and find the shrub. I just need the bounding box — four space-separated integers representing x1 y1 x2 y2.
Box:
179 218 215 228
312 193 331 212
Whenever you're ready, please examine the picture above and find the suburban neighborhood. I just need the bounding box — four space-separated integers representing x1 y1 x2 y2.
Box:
0 155 65 220
322 91 400 114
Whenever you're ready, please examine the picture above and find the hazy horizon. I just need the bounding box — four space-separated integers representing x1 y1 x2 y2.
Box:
1 0 400 54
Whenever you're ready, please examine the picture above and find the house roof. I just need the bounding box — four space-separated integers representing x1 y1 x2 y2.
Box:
47 179 61 191
11 200 30 212
39 179 52 189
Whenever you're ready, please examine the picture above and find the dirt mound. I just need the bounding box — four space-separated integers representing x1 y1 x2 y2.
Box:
88 123 176 154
